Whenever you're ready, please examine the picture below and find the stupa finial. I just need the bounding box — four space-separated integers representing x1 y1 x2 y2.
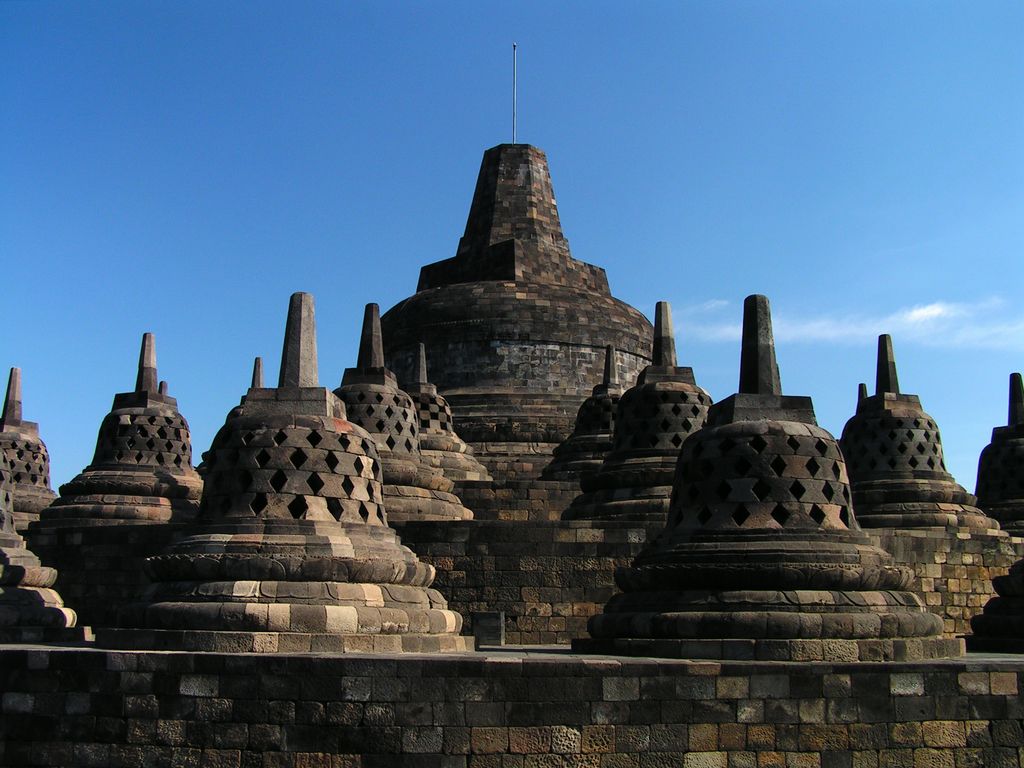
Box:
252 357 264 388
415 343 429 385
603 345 617 386
357 303 385 369
158 381 168 396
738 294 781 396
652 301 677 367
278 292 318 388
1009 372 1024 428
136 333 158 394
2 367 23 424
875 334 900 395
858 382 868 403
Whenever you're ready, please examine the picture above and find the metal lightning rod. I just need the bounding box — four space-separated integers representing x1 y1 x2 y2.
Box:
512 42 517 144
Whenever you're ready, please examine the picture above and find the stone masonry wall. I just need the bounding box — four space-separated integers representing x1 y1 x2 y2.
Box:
2 647 1024 767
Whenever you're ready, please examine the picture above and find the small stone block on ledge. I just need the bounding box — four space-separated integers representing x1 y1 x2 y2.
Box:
473 611 506 649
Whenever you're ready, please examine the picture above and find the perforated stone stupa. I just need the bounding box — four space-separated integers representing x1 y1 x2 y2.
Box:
578 295 957 662
840 335 998 531
102 293 469 653
381 144 653 481
564 302 711 523
403 343 491 483
335 305 473 523
0 448 80 641
975 372 1024 533
38 334 202 527
0 368 56 531
541 345 622 483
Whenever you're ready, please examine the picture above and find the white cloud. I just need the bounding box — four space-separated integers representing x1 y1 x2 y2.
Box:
682 296 1024 350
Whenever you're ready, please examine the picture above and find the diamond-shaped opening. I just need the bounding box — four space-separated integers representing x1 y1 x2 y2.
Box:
273 431 288 446
326 497 343 520
126 437 136 449
681 418 692 432
374 392 384 403
750 435 768 453
174 455 183 467
671 404 682 416
250 493 268 514
805 457 821 476
241 431 255 445
715 480 731 500
307 473 325 494
839 508 850 527
697 507 713 525
786 436 800 451
325 452 340 471
386 435 397 450
358 502 371 520
356 391 367 403
810 504 826 525
790 480 806 500
734 457 752 475
376 420 388 432
269 470 288 493
752 478 772 501
814 439 829 456
887 458 897 469
135 452 144 463
404 439 414 452
146 439 156 450
732 504 750 526
691 405 701 417
887 430 897 440
157 427 168 439
832 461 842 479
897 443 908 454
384 406 395 418
307 431 322 447
287 496 308 519
671 433 683 448
913 419 922 428
719 437 736 454
648 434 660 448
770 456 787 476
822 483 835 501
341 476 356 496
289 448 308 469
916 443 926 454
771 505 790 526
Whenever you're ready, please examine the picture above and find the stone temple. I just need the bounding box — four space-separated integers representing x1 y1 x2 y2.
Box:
975 372 1024 533
4 143 1024 768
381 144 652 482
0 368 56 532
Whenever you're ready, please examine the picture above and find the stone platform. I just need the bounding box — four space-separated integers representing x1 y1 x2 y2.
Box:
2 645 1024 766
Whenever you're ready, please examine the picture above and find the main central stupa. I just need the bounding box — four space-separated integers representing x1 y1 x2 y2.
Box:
381 144 653 482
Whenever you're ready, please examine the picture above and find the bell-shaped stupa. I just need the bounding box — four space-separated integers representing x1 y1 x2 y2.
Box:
39 334 202 527
0 448 80 641
381 144 653 482
403 343 491 483
0 368 57 531
541 346 623 483
335 304 473 522
839 335 998 531
578 296 958 661
103 293 469 653
563 302 712 522
968 557 1024 652
974 373 1024 533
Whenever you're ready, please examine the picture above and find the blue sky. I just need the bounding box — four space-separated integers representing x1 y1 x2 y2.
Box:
2 2 1022 492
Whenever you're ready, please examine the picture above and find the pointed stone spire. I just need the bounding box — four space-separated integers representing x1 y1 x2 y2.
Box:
158 381 168 396
251 357 264 388
135 333 158 394
858 382 868 403
652 302 677 367
738 294 781 396
414 343 429 386
1009 372 1023 427
603 345 617 387
875 334 900 395
357 303 385 369
2 368 22 425
279 292 318 388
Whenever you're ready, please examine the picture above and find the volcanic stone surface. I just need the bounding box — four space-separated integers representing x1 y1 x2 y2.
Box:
975 372 1024 533
102 293 469 653
578 295 958 662
336 305 473 523
381 144 653 482
402 343 491 483
541 345 623 484
38 334 202 527
564 302 711 523
840 334 999 531
0 438 79 641
0 368 56 531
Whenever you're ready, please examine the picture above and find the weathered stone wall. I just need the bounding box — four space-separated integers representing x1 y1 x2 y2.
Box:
2 647 1024 766
867 527 1024 637
395 518 657 645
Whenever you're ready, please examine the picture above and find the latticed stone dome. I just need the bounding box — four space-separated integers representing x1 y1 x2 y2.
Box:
579 296 958 662
0 368 56 531
564 303 711 523
41 334 202 526
975 372 1024 533
839 335 997 531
